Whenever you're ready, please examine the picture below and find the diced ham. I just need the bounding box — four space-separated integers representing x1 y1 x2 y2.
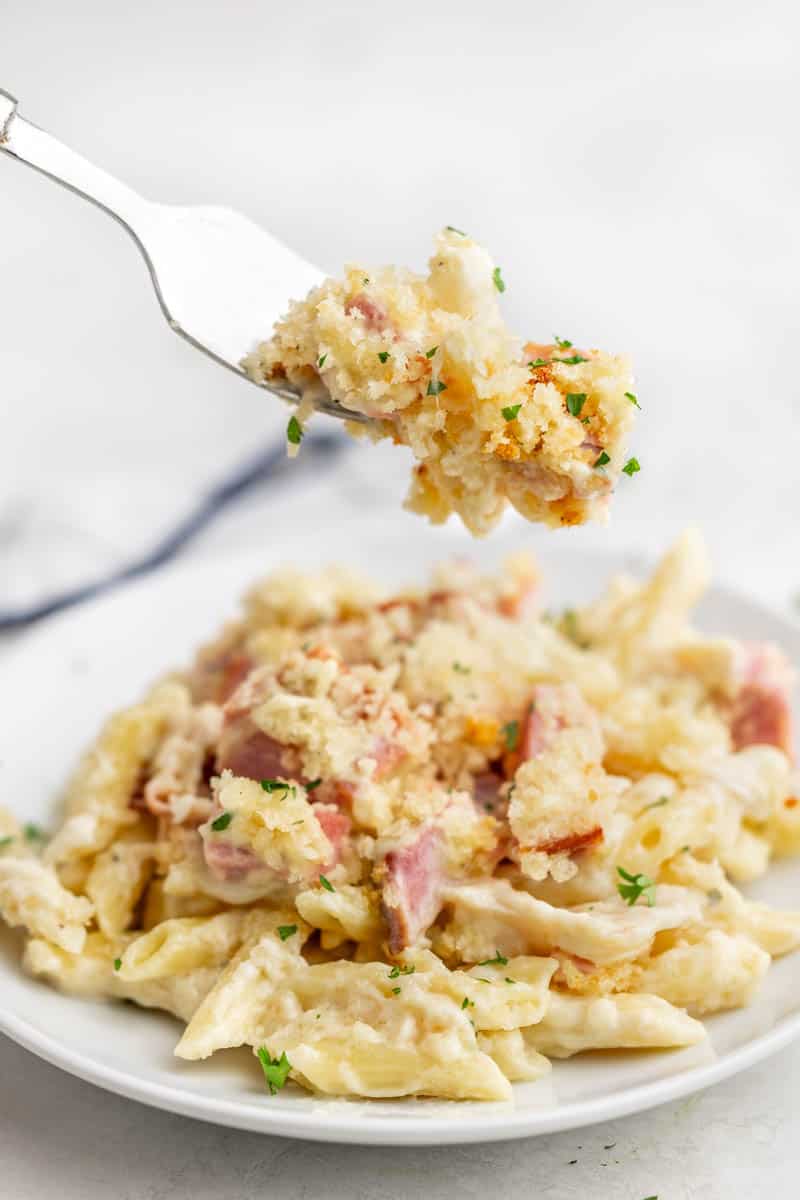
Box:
380 825 444 953
189 643 254 704
473 770 503 814
368 735 408 781
204 839 261 882
312 803 351 866
204 802 349 885
344 293 390 332
729 643 794 756
216 716 293 781
515 683 601 765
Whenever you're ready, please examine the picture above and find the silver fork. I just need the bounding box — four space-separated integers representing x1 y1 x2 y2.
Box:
0 89 368 425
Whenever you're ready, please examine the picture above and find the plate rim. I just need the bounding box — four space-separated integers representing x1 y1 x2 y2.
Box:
2 999 799 1145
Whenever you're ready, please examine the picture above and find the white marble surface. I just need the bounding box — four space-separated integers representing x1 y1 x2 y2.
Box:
2 0 800 1194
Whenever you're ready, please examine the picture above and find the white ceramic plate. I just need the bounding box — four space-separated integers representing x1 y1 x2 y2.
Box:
2 514 799 1146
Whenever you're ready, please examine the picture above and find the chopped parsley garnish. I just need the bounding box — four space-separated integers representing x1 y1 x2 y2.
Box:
452 661 471 674
446 225 467 236
478 950 509 967
504 977 517 985
425 345 439 358
257 1047 292 1095
113 957 122 971
622 456 641 476
554 335 573 349
0 836 13 849
528 357 548 368
260 779 290 794
363 276 370 284
643 796 669 812
317 353 327 368
391 986 402 995
388 964 416 979
23 823 44 841
277 924 298 941
426 378 447 396
501 403 522 422
594 450 611 468
378 351 390 363
502 720 520 752
305 778 322 792
625 391 641 409
492 267 506 293
565 392 587 417
319 874 335 892
617 866 656 907
561 609 586 648
461 997 474 1010
557 354 588 365
286 415 303 445
210 811 233 832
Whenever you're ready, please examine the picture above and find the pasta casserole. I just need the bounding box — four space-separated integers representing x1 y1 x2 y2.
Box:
243 229 641 536
1 530 799 1102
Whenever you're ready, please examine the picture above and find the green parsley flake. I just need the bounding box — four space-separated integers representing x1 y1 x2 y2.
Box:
504 977 517 985
502 720 520 752
286 415 303 446
446 225 467 236
565 392 587 417
277 925 298 941
561 609 586 648
492 267 506 293
257 1047 292 1095
425 345 439 358
319 875 335 892
388 964 416 979
594 450 611 469
391 986 402 995
210 811 233 832
23 823 44 841
461 997 474 1010
378 351 390 363
261 779 290 794
643 796 669 812
317 353 327 368
557 354 588 365
528 358 548 368
478 950 509 967
113 957 122 971
622 456 641 476
305 778 322 792
363 276 370 284
0 836 13 849
625 391 641 409
452 661 471 674
426 378 447 396
617 866 657 907
501 403 522 422
554 335 573 349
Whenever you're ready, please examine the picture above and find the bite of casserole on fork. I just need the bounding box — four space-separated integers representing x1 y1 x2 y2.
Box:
243 228 640 536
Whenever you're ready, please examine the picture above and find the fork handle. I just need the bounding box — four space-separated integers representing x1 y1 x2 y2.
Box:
0 89 149 237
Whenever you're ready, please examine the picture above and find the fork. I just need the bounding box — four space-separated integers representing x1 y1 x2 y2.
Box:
0 89 368 425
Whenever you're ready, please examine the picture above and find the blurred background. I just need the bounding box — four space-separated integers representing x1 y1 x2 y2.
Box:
1 0 799 616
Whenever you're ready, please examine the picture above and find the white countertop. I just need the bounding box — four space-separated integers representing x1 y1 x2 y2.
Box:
2 1 800 1194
